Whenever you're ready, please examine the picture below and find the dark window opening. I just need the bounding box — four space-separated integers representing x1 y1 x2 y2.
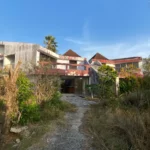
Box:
69 60 77 70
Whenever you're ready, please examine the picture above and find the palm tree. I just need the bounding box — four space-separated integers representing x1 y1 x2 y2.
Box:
44 35 58 53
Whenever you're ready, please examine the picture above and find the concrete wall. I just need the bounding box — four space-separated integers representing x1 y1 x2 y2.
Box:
139 61 143 70
0 41 40 68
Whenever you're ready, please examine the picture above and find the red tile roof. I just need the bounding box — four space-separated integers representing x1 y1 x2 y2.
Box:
63 49 80 57
112 57 142 61
91 53 108 60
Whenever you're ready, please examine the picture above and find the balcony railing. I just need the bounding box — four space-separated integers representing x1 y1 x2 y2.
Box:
35 62 90 76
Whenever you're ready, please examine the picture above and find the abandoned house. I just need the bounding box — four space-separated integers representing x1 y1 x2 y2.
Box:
0 41 143 95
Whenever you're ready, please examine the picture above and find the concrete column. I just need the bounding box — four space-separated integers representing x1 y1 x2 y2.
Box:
88 77 91 85
82 78 85 95
36 51 40 66
115 77 119 96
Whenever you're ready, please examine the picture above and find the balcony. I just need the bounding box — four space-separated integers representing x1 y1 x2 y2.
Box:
35 62 90 76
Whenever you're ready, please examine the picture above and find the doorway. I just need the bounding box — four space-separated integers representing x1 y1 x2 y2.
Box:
61 78 75 93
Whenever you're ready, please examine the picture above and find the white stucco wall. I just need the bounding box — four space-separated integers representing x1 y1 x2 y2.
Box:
139 61 143 69
77 61 85 70
57 59 69 69
106 63 115 68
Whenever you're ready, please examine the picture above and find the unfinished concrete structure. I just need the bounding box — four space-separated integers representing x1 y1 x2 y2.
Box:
0 41 89 95
0 41 143 95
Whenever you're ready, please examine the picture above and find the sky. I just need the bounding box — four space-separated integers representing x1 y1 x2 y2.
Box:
0 0 150 59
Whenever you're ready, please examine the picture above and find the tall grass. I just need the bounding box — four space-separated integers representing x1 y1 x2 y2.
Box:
85 86 150 150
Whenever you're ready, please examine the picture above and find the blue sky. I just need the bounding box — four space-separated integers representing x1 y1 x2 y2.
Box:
0 0 150 59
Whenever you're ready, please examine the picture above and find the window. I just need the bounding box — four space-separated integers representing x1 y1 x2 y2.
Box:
127 63 133 67
5 54 15 68
115 64 121 72
40 53 56 68
121 63 126 68
69 60 77 70
40 53 56 62
133 62 139 68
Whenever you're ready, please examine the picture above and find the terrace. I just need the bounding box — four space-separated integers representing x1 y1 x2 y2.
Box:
35 61 90 76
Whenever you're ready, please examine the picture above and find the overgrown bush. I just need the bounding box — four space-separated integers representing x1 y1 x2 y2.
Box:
119 76 150 109
85 57 150 149
19 102 41 125
85 74 150 150
0 100 5 110
85 84 99 98
16 72 41 125
119 76 139 94
17 72 34 103
85 101 150 150
98 65 117 99
0 100 6 124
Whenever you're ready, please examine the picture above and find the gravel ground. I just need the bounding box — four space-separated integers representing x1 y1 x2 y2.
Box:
28 94 95 150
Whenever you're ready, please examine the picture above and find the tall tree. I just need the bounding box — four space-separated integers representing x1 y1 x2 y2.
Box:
44 35 58 53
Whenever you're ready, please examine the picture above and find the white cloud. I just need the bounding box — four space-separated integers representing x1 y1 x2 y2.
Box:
65 38 150 60
64 38 88 45
64 20 150 60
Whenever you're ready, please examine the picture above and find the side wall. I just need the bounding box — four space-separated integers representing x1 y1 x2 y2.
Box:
2 42 40 68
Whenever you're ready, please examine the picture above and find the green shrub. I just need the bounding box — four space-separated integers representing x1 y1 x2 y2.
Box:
0 100 5 110
120 76 139 94
98 65 117 99
85 84 99 98
17 72 34 103
16 72 41 125
19 101 41 125
119 76 150 109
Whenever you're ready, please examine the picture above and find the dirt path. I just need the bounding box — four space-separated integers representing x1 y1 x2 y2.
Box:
28 94 95 150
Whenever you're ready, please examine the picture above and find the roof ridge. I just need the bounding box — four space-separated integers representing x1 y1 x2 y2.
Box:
63 49 81 57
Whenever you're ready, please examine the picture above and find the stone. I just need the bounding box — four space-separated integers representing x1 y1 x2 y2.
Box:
16 138 20 144
10 126 28 133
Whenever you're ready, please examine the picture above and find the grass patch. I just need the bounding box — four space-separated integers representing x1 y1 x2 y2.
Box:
85 97 100 102
84 99 150 150
40 100 77 121
3 118 66 150
2 99 76 150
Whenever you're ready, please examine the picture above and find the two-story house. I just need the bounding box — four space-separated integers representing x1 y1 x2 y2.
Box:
0 41 90 95
0 41 144 95
89 52 143 95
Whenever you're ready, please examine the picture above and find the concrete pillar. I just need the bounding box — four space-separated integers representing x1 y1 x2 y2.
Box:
36 51 40 65
115 77 119 96
82 78 86 96
89 77 91 85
